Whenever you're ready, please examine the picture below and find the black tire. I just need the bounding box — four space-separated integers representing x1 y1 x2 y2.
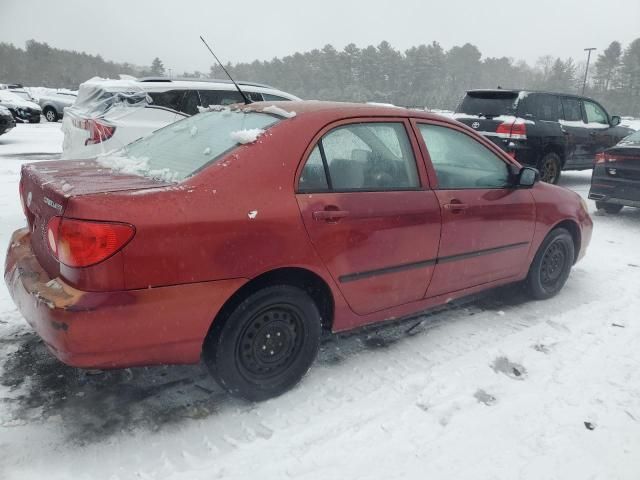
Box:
203 285 322 402
43 107 58 122
526 228 575 300
595 201 623 214
538 152 562 184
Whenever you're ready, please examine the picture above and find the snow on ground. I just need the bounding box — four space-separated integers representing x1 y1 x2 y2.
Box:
1 124 640 480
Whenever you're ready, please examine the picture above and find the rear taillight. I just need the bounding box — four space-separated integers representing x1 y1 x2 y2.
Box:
73 118 116 145
47 217 135 268
496 121 527 140
595 152 609 164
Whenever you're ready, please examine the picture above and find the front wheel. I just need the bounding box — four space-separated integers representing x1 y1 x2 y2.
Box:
203 285 322 402
596 201 623 214
526 228 575 300
538 153 562 184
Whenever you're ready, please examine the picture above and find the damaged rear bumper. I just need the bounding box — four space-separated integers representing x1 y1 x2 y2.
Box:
4 228 246 369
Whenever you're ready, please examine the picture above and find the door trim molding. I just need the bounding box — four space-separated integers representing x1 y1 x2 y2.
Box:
338 242 529 283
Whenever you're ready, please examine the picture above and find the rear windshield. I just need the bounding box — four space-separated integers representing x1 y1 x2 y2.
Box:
621 130 640 144
99 109 279 182
456 91 519 117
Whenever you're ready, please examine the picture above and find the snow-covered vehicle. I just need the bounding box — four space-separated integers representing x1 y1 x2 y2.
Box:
39 91 77 122
61 77 300 159
0 90 42 123
0 105 16 136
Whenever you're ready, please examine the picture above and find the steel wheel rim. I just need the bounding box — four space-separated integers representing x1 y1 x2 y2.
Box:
236 304 305 382
541 158 558 183
540 240 568 288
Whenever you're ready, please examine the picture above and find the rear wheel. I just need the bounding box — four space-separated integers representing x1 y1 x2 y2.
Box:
596 201 623 214
526 228 575 300
203 285 322 401
538 152 562 184
43 107 58 122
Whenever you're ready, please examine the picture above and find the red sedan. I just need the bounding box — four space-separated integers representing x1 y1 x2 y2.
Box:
4 102 592 400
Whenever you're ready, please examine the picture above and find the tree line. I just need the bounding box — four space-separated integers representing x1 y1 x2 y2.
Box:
1 38 639 116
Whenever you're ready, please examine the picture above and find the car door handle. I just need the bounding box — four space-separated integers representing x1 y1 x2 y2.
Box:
590 131 598 137
443 201 468 213
313 208 350 222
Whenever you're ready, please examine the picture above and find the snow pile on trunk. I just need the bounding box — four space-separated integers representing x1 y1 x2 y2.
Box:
97 153 178 182
230 128 265 145
262 105 296 118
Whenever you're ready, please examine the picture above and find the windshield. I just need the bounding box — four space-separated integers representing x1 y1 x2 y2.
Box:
100 109 279 181
456 91 519 117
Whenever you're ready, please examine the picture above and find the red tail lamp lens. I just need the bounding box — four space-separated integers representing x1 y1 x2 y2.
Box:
47 217 135 267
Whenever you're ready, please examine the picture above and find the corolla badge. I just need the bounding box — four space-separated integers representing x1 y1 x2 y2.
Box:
472 121 480 129
43 196 63 212
26 191 32 207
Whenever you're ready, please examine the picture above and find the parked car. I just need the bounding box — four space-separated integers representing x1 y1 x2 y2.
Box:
5 102 592 401
7 86 38 103
0 105 17 136
39 91 77 122
0 90 42 123
589 129 640 213
61 77 300 159
454 89 633 184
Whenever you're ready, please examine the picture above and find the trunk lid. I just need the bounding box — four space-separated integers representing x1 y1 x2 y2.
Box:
20 160 170 277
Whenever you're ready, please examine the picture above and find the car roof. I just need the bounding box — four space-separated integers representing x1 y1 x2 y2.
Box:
465 88 596 101
137 77 274 89
243 100 451 122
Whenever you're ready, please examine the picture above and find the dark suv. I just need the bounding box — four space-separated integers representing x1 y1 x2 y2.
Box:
454 89 634 183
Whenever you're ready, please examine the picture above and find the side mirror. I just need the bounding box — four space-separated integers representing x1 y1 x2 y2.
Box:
611 115 621 127
518 167 538 188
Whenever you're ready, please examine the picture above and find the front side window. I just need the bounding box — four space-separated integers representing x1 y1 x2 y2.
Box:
584 101 609 125
199 90 262 107
99 110 279 182
299 122 419 192
418 124 510 189
562 97 583 122
148 90 185 112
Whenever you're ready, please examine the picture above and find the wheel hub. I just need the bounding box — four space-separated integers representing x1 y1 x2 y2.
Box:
238 306 302 379
541 242 566 285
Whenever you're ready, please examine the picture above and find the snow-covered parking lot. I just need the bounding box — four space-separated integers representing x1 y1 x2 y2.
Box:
1 123 640 480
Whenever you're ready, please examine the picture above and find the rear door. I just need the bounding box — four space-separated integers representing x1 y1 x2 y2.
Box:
561 96 592 168
414 120 536 297
296 119 442 316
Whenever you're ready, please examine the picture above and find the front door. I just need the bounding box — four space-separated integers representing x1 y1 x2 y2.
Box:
296 120 441 316
414 121 536 297
583 99 617 159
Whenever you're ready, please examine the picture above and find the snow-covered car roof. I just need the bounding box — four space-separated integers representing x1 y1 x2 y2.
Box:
0 90 42 110
80 76 299 99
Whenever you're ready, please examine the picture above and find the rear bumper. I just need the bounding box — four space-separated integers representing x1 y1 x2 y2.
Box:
4 228 247 369
589 171 640 207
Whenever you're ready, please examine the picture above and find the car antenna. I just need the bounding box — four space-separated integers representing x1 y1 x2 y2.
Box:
199 35 252 105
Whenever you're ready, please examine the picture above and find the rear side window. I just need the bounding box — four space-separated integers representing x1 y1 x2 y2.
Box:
456 91 519 117
419 124 510 189
584 101 609 125
199 90 262 107
562 98 583 122
298 122 419 192
148 90 186 112
263 93 292 101
530 94 563 121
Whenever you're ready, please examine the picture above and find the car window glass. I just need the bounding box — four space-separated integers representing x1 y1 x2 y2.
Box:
535 94 563 121
147 90 185 111
562 97 583 122
584 101 609 125
319 123 419 191
299 146 329 192
180 90 200 115
199 90 260 107
263 93 291 101
418 124 510 189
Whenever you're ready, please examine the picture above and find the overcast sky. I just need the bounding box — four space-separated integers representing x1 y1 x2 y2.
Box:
2 0 639 73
